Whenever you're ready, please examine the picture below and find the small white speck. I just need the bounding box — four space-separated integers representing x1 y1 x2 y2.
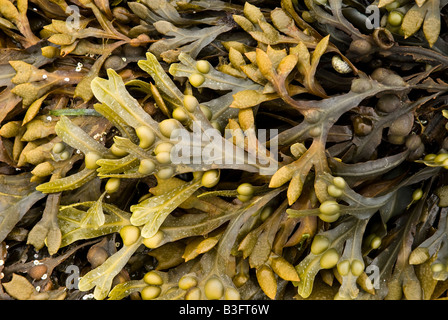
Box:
0 260 4 266
106 195 110 199
115 242 120 247
34 254 39 258
76 149 81 154
33 260 40 266
46 116 52 121
0 273 4 280
15 168 20 171
122 57 127 62
5 245 8 249
76 66 82 72
33 7 38 11
42 74 48 80
35 286 41 292
64 77 70 82
41 274 48 280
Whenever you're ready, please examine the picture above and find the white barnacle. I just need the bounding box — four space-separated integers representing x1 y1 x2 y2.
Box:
41 274 48 280
35 286 41 292
64 77 70 82
46 116 52 121
42 74 48 80
122 57 127 62
332 55 352 74
82 293 94 300
76 62 83 72
0 260 4 266
33 260 40 266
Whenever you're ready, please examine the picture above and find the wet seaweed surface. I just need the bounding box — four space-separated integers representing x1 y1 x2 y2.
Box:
0 0 448 301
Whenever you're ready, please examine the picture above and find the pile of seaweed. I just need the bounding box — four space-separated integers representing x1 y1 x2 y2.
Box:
0 0 448 300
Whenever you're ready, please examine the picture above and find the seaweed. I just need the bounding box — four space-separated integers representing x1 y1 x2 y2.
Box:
0 0 447 302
